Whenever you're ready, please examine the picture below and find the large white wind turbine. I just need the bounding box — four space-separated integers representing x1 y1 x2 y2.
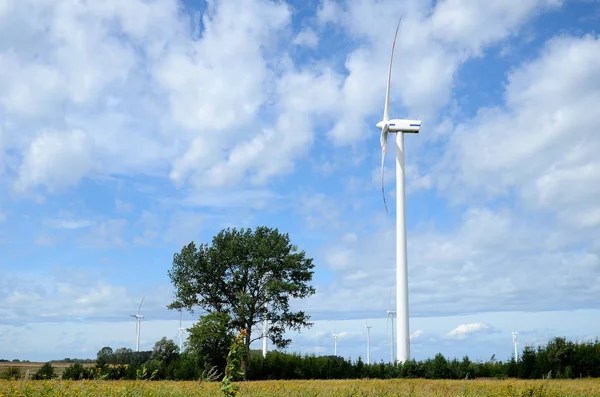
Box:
376 16 421 364
130 296 145 352
386 289 396 363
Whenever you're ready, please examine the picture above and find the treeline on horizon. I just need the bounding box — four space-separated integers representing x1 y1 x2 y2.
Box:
2 336 599 381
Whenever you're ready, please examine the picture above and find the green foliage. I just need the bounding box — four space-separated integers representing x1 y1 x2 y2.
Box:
97 348 152 366
62 362 92 380
97 346 113 360
0 366 21 380
221 329 248 397
151 336 180 364
186 312 235 376
167 226 316 376
34 362 56 380
137 361 160 380
201 365 221 382
21 335 600 383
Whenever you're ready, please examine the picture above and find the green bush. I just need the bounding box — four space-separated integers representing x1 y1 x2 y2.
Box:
34 362 56 380
1 366 21 380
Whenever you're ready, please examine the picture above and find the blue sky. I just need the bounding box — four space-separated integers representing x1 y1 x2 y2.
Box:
1 0 600 364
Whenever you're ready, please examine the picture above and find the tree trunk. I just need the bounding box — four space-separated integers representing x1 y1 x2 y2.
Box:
241 331 251 380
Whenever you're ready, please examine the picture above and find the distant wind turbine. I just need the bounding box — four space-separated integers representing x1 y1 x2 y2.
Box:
332 321 340 356
512 331 519 361
365 320 372 365
386 289 396 363
177 311 185 352
130 296 145 352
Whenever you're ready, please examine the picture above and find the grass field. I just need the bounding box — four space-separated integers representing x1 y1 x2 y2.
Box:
0 378 599 396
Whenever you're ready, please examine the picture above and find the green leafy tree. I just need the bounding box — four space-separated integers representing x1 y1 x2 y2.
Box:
187 312 235 375
97 346 113 360
167 226 316 376
151 337 180 364
96 346 113 371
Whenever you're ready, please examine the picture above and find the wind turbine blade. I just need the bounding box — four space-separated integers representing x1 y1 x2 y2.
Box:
137 296 145 315
380 123 390 212
383 15 403 122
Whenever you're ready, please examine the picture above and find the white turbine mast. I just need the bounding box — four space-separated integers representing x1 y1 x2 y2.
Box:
512 331 519 361
332 321 340 356
262 301 268 358
376 15 421 364
177 311 185 352
130 296 145 352
386 288 396 363
365 320 372 365
262 272 272 359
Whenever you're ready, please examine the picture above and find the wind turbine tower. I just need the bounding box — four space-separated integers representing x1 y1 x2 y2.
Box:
262 302 268 358
178 311 185 352
386 289 396 363
376 16 421 363
365 320 372 364
130 296 145 352
332 322 340 356
512 331 519 361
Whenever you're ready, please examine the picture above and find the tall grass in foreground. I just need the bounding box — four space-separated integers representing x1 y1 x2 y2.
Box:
1 378 599 397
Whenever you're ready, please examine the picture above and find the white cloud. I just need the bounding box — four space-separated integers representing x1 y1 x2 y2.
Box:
0 0 566 195
293 27 319 48
317 0 341 25
446 323 491 339
299 202 600 320
318 0 563 144
15 129 96 192
434 34 600 227
45 218 95 230
80 219 128 248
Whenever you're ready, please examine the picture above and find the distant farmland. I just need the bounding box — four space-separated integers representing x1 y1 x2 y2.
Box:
0 361 96 377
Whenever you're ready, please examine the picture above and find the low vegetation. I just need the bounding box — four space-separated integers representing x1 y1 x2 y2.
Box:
1 378 599 397
2 336 599 383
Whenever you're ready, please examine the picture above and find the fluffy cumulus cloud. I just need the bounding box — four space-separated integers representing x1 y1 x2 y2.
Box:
15 129 97 192
316 0 563 141
1 0 599 362
446 323 492 339
436 34 600 215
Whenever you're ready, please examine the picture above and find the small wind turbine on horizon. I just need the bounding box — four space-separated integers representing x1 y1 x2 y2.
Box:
512 331 519 361
130 296 145 352
376 15 421 364
332 321 340 356
365 320 372 365
386 288 396 363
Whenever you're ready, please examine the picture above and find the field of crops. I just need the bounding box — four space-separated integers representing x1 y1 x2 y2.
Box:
0 378 599 397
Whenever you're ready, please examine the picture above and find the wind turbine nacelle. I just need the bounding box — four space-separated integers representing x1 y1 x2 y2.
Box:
377 119 421 133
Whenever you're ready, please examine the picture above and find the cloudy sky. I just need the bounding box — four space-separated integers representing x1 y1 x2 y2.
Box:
2 0 600 364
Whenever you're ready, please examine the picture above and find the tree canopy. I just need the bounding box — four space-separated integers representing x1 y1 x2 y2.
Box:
186 312 234 374
167 226 316 357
